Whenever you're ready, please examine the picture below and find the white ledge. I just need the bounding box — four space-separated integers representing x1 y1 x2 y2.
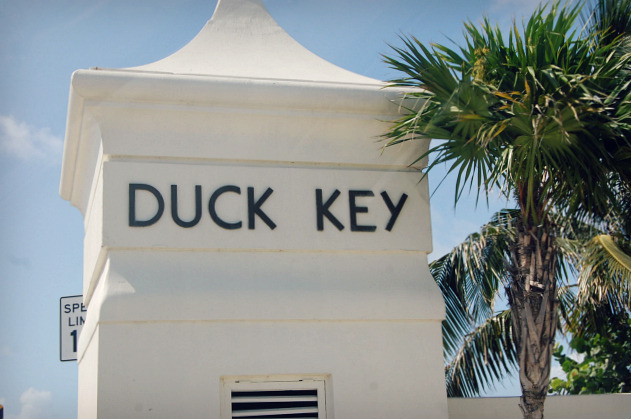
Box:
59 68 410 201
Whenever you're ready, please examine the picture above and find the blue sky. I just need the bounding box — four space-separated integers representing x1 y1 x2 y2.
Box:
0 0 545 417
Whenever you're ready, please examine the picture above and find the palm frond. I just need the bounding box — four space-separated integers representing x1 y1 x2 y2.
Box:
430 209 517 356
556 284 577 332
582 0 631 47
576 235 631 307
383 0 631 223
445 310 517 397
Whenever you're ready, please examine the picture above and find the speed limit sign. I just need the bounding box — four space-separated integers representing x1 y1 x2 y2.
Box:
60 295 86 361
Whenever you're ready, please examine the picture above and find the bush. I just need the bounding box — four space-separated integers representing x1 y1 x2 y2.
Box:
549 315 631 394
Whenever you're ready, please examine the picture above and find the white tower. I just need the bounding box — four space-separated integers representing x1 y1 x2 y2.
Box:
59 1 448 418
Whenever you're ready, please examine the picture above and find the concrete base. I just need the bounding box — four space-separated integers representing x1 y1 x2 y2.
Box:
80 321 447 418
447 394 631 419
76 250 448 419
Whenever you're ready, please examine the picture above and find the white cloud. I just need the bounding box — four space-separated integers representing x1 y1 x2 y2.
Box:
5 388 52 419
0 115 63 162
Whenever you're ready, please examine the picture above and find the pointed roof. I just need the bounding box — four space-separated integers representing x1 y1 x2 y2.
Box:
127 0 381 85
60 0 408 203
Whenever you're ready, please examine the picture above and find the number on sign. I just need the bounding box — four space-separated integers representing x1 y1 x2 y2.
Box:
70 329 78 353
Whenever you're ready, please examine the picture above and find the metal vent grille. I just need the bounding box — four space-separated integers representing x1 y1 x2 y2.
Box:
222 376 328 419
231 389 318 418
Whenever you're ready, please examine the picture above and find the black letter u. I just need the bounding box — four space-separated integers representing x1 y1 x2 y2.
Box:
171 185 202 228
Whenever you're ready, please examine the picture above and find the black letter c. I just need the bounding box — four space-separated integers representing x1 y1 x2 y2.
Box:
209 185 242 230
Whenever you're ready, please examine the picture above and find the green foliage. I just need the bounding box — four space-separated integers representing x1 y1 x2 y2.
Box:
383 0 631 223
583 0 631 48
432 205 631 397
556 182 631 337
429 206 608 397
549 315 631 394
430 209 519 397
383 0 631 401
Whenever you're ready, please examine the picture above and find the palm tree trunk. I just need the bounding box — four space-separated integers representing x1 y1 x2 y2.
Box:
507 218 558 419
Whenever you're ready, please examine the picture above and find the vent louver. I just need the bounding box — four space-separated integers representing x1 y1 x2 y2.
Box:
222 376 328 419
231 389 318 418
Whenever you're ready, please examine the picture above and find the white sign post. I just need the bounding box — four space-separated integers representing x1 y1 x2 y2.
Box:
58 1 448 417
60 295 86 362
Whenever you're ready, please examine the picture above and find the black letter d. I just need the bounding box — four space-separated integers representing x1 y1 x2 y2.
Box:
129 184 164 227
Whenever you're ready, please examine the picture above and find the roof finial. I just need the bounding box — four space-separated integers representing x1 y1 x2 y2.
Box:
127 0 379 84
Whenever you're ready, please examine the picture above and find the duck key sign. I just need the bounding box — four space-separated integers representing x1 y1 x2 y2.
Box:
129 183 407 233
101 161 431 252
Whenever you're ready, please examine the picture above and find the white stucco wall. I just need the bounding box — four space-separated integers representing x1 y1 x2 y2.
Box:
447 394 631 419
61 1 448 418
94 321 446 418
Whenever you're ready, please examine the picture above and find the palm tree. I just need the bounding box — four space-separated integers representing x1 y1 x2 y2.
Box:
433 0 631 400
382 1 631 417
433 205 631 398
